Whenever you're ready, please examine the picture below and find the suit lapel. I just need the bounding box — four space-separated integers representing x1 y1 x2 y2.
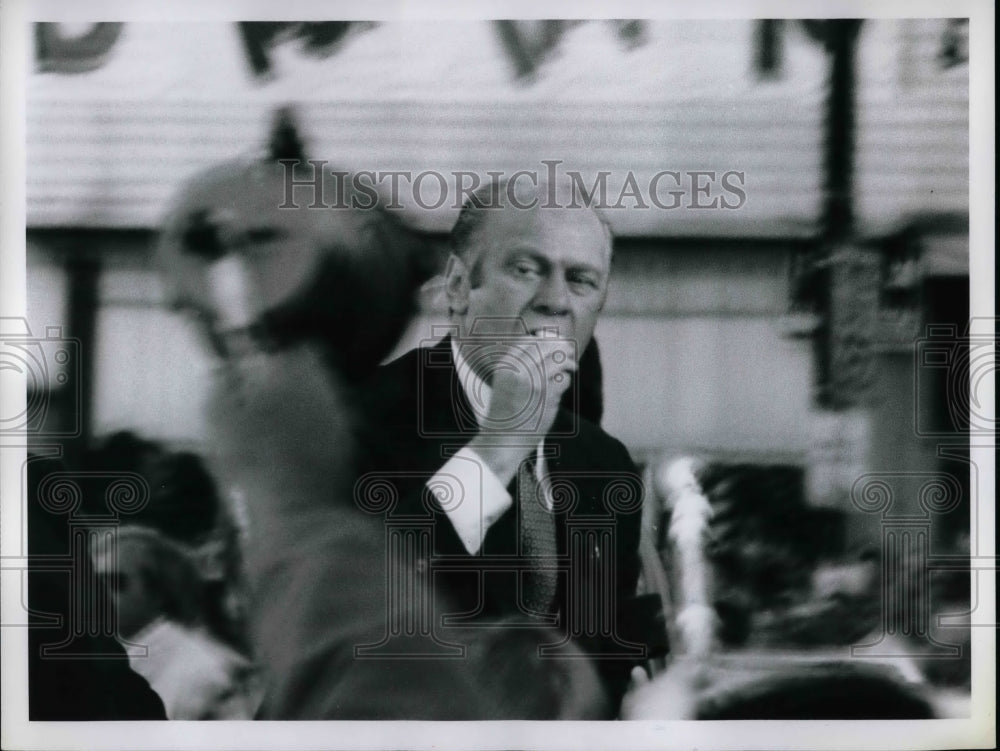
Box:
419 336 479 437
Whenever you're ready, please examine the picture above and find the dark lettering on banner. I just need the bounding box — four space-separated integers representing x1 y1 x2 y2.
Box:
35 23 124 74
754 19 784 78
494 20 571 79
938 19 969 69
494 20 648 80
237 22 360 77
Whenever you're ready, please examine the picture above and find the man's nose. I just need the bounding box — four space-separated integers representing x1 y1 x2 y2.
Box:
532 273 571 315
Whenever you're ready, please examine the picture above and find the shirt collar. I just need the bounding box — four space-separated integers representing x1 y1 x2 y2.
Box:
131 614 170 644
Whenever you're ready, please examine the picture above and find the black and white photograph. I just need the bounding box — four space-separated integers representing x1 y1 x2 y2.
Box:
0 1 994 749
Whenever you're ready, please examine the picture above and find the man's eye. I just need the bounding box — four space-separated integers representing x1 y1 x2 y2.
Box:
568 273 599 290
513 262 541 277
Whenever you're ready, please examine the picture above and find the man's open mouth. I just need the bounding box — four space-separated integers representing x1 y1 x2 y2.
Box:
528 326 561 338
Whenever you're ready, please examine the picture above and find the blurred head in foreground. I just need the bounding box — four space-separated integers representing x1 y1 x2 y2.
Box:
92 526 262 719
92 525 203 639
157 108 432 382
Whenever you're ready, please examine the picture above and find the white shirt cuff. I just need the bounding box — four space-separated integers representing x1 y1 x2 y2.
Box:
426 447 512 554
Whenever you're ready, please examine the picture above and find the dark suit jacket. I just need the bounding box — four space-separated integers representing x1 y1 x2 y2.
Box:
358 337 647 711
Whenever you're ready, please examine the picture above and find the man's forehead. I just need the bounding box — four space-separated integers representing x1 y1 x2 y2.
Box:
476 202 610 260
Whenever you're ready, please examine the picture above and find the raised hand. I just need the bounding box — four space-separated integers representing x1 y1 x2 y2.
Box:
464 332 577 486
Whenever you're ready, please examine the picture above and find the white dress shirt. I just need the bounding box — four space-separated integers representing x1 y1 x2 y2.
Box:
426 340 550 554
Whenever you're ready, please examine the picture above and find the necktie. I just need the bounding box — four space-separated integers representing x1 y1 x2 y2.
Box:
518 457 558 614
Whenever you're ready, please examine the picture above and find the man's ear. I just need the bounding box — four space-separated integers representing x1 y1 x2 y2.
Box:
444 254 470 316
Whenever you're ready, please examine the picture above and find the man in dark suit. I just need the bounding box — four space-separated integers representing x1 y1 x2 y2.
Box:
359 177 649 716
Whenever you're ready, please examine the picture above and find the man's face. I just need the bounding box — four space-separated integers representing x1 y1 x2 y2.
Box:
448 204 611 352
93 541 161 640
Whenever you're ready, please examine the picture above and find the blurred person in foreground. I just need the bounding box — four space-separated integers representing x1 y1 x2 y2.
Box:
26 454 166 720
91 526 260 720
87 434 254 654
358 177 652 716
155 112 606 719
620 457 935 720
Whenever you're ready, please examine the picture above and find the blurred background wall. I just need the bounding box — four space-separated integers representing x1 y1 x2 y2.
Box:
23 19 970 553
